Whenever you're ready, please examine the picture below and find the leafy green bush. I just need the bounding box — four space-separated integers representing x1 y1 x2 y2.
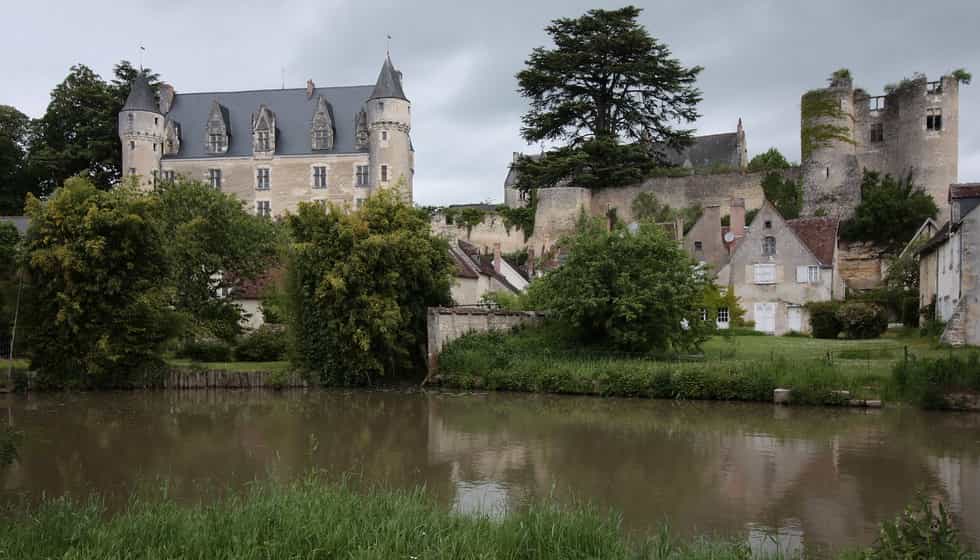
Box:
865 495 969 559
807 301 842 339
234 326 287 362
838 302 889 340
893 353 980 409
179 339 233 362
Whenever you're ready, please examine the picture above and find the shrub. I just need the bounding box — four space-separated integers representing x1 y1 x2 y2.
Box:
838 302 888 340
866 495 969 559
893 353 980 409
179 339 233 362
806 301 842 339
234 326 288 362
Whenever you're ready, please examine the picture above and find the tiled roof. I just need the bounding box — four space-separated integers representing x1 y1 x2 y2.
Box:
786 216 839 266
950 183 980 200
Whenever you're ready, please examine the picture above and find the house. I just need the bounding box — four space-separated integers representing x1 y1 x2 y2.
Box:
918 183 980 346
717 202 843 334
449 240 528 306
684 198 747 274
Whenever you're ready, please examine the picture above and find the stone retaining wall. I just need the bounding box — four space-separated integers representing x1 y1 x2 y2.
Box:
165 368 307 389
426 307 544 373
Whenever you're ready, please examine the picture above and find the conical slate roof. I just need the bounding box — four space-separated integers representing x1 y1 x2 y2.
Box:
369 55 408 101
123 74 159 113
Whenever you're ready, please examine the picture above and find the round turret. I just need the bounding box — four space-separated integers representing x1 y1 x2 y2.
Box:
367 55 413 203
800 78 859 217
118 75 164 190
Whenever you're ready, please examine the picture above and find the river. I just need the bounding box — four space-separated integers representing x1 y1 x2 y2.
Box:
1 390 978 556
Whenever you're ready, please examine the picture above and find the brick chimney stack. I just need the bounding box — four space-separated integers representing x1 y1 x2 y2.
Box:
493 243 502 274
730 198 746 238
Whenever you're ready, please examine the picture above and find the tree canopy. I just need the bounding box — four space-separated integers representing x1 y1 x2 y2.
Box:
842 171 938 252
747 148 791 172
286 187 453 385
514 6 702 193
529 216 713 352
760 172 802 219
0 106 32 214
154 179 280 341
22 178 179 388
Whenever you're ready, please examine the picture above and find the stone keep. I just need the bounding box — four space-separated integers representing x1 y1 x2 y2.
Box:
802 72 959 220
117 55 414 214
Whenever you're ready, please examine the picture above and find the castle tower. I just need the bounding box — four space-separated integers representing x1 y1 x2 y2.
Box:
367 54 413 203
118 74 164 190
801 74 859 218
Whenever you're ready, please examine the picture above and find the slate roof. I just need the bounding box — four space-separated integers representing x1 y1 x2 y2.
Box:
123 74 160 113
661 132 739 168
162 84 375 159
786 217 839 266
0 216 28 235
369 55 408 101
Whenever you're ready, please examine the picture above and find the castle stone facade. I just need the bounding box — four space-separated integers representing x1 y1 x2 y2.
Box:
801 73 959 220
119 55 414 215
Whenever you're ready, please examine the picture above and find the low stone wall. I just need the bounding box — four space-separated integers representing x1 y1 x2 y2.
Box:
426 307 544 373
430 213 527 254
165 368 307 389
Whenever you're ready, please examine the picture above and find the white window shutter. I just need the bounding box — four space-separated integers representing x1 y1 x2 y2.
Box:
797 266 808 283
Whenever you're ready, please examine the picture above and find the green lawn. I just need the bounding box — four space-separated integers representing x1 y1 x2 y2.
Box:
166 359 291 372
0 358 28 370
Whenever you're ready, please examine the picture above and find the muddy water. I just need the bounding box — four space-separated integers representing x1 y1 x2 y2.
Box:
1 390 978 556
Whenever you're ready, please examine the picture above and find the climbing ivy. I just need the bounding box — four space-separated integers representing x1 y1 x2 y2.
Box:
800 89 854 160
497 205 535 242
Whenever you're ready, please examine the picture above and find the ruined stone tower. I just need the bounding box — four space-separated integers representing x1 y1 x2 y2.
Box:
801 71 959 221
367 54 414 203
118 74 164 190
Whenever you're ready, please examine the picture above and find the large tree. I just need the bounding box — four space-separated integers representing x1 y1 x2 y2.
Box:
27 62 160 194
287 187 453 385
0 105 32 214
529 216 713 352
154 179 280 341
22 178 178 388
514 6 702 192
842 171 938 253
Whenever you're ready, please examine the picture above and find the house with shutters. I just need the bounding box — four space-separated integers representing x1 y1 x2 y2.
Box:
716 202 843 334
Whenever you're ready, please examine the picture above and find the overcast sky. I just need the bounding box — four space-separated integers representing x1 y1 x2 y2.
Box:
3 0 978 205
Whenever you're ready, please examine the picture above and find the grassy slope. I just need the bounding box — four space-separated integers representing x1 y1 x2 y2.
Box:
166 359 291 372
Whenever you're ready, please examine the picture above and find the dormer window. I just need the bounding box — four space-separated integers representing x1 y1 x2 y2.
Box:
311 96 335 151
257 130 271 152
205 100 230 155
164 119 181 155
251 105 277 155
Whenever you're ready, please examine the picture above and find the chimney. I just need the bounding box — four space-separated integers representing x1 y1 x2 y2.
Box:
158 83 176 114
730 198 746 238
703 205 722 263
306 79 315 98
493 243 502 274
527 247 535 278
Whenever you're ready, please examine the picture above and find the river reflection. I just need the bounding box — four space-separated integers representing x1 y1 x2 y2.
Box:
1 390 978 556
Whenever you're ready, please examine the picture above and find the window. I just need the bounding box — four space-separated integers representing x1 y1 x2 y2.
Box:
519 190 529 202
154 117 159 125
381 130 388 141
378 101 384 111
208 168 221 189
927 108 942 131
753 263 776 284
313 129 330 149
825 167 830 179
869 96 886 112
356 198 365 209
153 143 157 152
162 170 175 183
700 309 708 321
356 165 369 186
808 265 820 283
129 141 135 150
208 134 224 153
870 122 883 143
313 166 327 189
763 236 776 256
381 165 389 183
256 168 270 190
717 307 730 324
694 241 703 251
764 220 772 229
167 140 174 152
256 200 271 218
256 130 271 151
129 167 137 176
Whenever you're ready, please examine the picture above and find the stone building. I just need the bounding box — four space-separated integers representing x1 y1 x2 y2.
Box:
118 55 414 215
801 72 959 220
716 203 843 335
449 240 528 306
918 183 980 346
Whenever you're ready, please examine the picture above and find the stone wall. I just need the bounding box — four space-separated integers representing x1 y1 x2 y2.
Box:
430 213 527 254
942 207 980 346
426 307 543 373
836 241 885 291
528 169 799 250
162 153 371 217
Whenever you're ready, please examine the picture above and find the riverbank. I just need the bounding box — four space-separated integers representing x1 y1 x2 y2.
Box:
0 475 967 559
432 324 978 408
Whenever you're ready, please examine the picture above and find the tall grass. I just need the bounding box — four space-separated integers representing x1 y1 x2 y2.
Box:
436 326 878 404
0 476 773 559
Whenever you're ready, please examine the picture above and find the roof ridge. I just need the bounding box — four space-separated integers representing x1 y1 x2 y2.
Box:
173 84 374 97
